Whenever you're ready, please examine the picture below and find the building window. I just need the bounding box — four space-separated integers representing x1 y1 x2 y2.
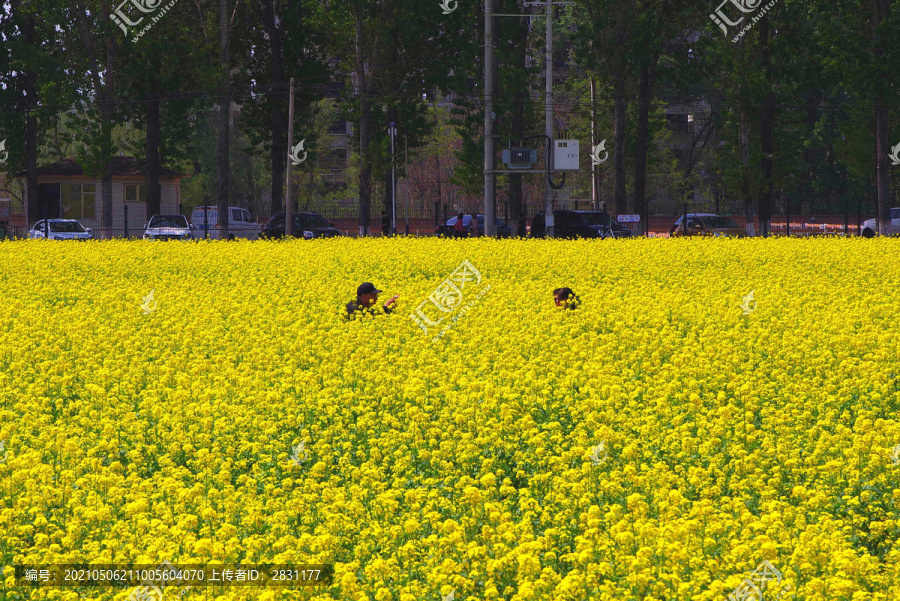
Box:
328 121 347 134
124 183 147 203
60 184 96 220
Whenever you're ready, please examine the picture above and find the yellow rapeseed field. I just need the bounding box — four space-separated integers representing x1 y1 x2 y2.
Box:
1 236 900 601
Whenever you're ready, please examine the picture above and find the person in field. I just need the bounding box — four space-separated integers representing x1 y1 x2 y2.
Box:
469 213 479 237
553 287 580 310
453 213 467 239
346 282 399 320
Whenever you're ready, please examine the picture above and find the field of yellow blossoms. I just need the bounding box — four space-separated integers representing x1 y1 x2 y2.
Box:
1 236 900 601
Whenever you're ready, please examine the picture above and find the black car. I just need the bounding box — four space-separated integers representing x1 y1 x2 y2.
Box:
529 210 632 239
435 214 512 237
258 212 342 239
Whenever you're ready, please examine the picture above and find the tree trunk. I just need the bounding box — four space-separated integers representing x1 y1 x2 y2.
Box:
875 102 890 232
73 4 116 237
23 14 39 225
634 61 656 236
218 0 231 238
758 14 774 238
741 110 754 236
101 8 117 239
799 89 820 220
259 0 286 215
355 11 371 235
613 71 627 216
871 0 891 234
612 6 628 216
146 94 162 218
434 153 441 230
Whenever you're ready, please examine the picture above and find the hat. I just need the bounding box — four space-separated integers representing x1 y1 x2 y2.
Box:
357 282 382 297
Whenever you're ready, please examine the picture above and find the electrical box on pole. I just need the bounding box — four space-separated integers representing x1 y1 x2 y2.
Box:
502 148 538 169
553 140 580 171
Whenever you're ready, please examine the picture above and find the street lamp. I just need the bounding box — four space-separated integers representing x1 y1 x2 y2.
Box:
388 122 397 235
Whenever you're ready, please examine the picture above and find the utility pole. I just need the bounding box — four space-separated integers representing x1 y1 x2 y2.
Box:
484 0 496 236
488 0 571 236
544 0 554 238
389 121 397 235
590 75 598 210
285 77 295 238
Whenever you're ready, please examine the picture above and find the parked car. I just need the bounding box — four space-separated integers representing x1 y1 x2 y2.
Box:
435 214 512 237
28 219 93 240
258 212 342 239
190 206 261 240
861 207 900 238
529 210 632 239
143 214 193 240
670 213 746 237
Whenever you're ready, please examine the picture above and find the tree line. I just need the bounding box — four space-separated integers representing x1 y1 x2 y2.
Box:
0 0 897 236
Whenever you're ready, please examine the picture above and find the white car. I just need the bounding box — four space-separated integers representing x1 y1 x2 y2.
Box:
190 206 261 240
861 207 900 238
143 214 193 240
28 219 93 240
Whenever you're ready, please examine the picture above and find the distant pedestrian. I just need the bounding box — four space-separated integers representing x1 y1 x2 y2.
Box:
518 215 527 238
469 213 479 237
553 287 580 310
381 211 390 236
346 282 399 320
453 213 467 239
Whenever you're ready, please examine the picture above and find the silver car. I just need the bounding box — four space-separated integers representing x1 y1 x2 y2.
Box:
28 219 93 240
861 207 900 238
143 214 193 240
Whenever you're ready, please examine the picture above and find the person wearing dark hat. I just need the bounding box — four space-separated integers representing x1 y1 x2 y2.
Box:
553 287 580 310
346 282 399 320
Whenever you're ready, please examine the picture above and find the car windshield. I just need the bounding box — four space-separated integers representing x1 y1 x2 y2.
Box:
294 214 331 228
479 217 507 226
700 216 740 229
49 221 86 233
577 212 612 227
149 215 188 229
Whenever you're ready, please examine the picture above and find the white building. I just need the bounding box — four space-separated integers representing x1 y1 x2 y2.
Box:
20 157 185 236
